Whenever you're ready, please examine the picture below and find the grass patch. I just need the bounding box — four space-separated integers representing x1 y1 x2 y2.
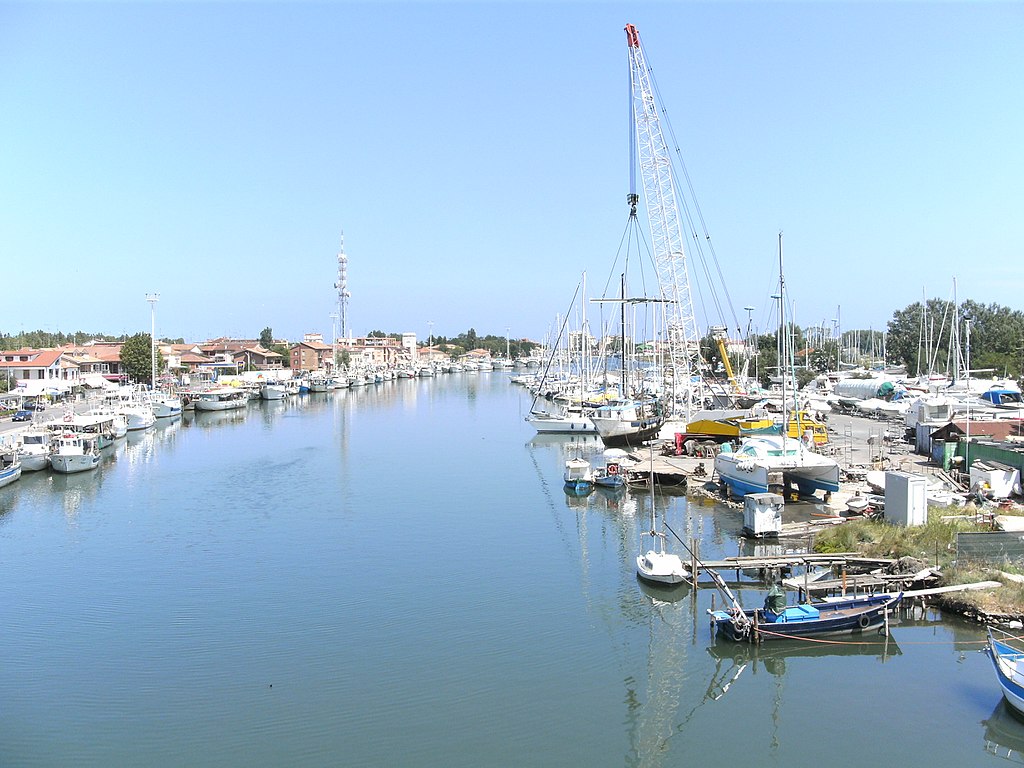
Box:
813 508 1024 619
812 508 989 567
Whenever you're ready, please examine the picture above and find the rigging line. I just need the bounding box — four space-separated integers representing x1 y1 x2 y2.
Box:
647 53 742 334
528 278 583 414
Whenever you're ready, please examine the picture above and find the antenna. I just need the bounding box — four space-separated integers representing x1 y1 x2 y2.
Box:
334 232 351 339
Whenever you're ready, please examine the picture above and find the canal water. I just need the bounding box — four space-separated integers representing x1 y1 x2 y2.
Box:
0 373 1015 767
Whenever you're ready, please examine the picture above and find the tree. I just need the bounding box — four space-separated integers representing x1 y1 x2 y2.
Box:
886 298 1024 379
119 333 162 385
259 327 274 347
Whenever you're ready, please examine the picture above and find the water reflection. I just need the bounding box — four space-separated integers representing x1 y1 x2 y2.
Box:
984 699 1024 763
48 469 104 521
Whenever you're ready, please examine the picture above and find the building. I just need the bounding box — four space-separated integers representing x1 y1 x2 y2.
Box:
337 336 410 368
0 347 80 395
234 344 284 371
290 340 333 371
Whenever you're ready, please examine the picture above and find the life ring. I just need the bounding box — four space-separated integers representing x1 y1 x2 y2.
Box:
607 463 619 475
64 413 73 423
858 614 871 629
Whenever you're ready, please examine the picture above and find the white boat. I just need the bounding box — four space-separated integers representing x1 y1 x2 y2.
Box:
526 405 598 434
590 397 665 448
0 451 22 488
192 387 249 411
260 381 287 400
714 233 840 502
308 371 332 393
635 460 690 585
49 433 101 474
150 392 183 419
714 433 840 500
49 410 128 450
15 426 53 471
118 400 156 431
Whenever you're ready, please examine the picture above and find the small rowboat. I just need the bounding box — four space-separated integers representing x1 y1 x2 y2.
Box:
987 627 1024 715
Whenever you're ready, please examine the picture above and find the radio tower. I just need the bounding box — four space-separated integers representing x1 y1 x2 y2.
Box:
335 232 351 340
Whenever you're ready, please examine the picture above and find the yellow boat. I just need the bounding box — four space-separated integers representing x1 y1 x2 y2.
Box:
684 411 829 447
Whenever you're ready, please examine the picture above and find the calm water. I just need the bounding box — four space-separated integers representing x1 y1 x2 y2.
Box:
0 374 1014 767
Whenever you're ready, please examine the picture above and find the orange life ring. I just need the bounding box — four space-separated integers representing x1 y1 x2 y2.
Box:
608 463 619 475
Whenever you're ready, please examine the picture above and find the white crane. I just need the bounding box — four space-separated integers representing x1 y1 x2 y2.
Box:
625 23 704 418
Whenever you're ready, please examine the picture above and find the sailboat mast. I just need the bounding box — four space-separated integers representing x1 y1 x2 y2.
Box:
621 272 628 399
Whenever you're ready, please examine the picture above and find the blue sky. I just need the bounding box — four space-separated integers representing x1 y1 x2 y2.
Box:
2 2 1022 345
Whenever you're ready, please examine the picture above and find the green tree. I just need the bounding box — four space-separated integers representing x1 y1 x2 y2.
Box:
119 333 162 385
259 327 274 347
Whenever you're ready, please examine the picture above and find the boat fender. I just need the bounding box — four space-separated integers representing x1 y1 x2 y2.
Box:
858 614 871 629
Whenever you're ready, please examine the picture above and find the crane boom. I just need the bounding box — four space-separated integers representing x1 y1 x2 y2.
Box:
625 23 702 417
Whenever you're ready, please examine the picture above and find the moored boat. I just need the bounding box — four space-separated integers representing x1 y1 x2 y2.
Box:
564 456 594 493
193 387 249 411
0 451 22 488
987 627 1024 716
708 589 902 642
49 433 101 474
16 425 53 471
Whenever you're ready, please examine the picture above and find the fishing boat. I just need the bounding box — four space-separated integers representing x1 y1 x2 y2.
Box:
48 410 127 450
564 456 594 493
986 627 1024 716
592 448 627 489
150 391 183 419
260 381 287 400
49 433 101 474
192 387 249 411
708 587 903 643
0 451 22 488
16 425 53 471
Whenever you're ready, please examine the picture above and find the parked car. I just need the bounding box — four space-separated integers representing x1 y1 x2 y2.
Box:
24 401 46 411
12 410 32 422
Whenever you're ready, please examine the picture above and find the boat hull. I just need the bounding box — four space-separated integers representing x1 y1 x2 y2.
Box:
50 454 100 474
636 552 689 585
711 593 902 642
989 629 1024 716
526 413 598 434
0 462 22 488
19 452 50 472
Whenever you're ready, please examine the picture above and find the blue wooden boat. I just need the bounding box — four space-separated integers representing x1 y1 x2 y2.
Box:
987 627 1024 716
563 456 594 493
708 591 903 643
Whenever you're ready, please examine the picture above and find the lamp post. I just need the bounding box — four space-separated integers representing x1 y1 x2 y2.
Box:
146 293 160 388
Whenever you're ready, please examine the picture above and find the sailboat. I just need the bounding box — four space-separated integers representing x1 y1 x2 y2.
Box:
714 234 840 501
590 273 667 448
635 450 690 584
526 275 599 435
